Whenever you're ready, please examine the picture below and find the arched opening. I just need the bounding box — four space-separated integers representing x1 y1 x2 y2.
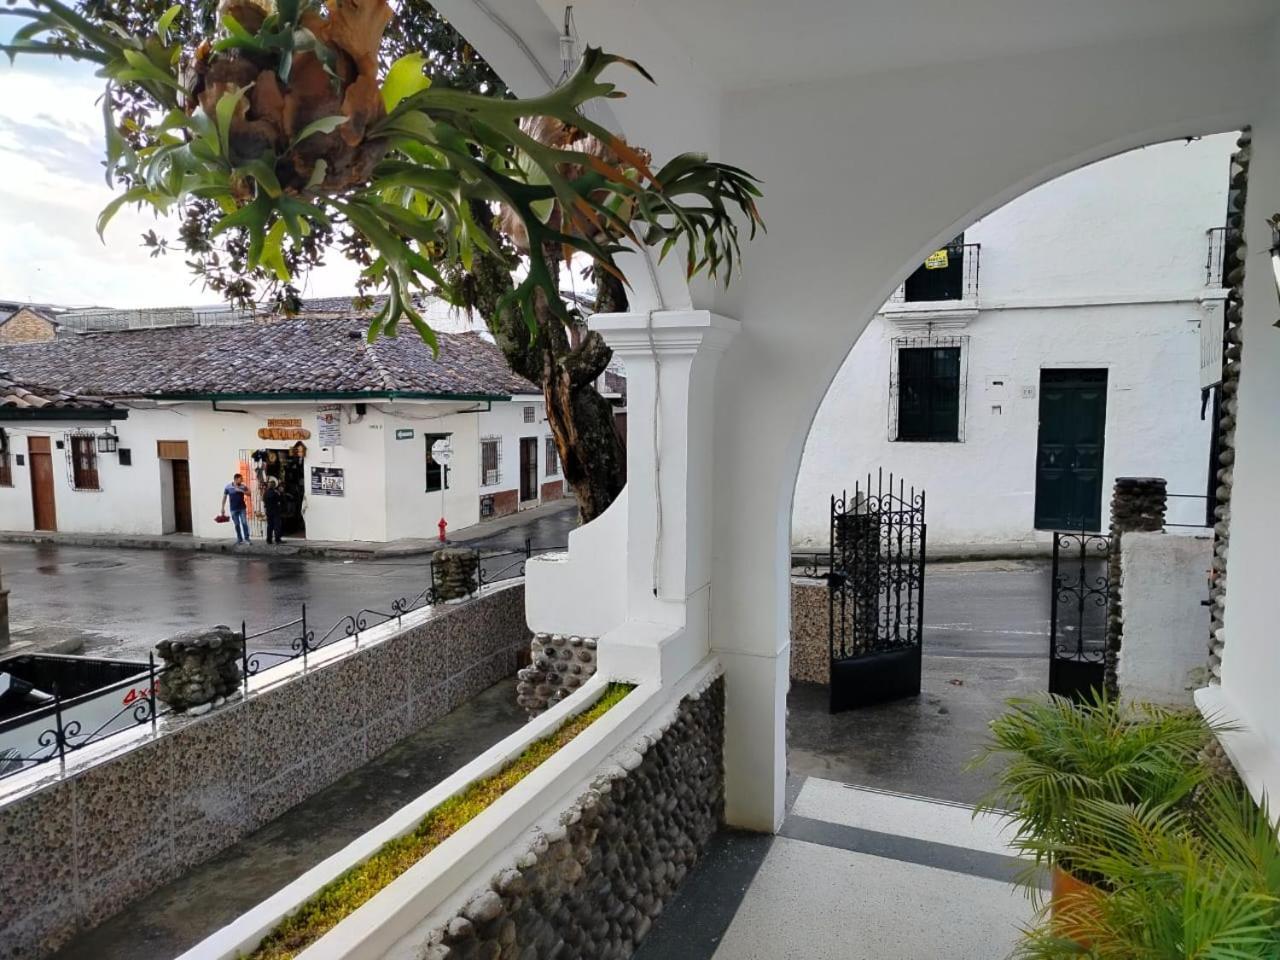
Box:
785 133 1234 804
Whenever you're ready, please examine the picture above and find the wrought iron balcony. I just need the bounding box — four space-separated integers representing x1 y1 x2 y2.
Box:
1205 226 1228 287
888 242 981 306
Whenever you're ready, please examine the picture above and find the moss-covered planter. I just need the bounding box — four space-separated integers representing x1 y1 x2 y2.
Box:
247 684 632 960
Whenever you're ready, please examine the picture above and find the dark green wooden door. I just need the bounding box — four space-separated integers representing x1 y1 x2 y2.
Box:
1035 369 1108 532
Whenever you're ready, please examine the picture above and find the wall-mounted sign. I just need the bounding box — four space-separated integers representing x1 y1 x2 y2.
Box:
395 428 415 440
258 417 311 441
316 405 342 447
310 466 345 497
923 248 950 270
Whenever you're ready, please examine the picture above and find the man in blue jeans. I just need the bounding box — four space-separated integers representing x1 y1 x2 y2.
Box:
221 473 251 544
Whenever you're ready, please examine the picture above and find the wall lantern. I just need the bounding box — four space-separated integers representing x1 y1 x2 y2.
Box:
1269 214 1280 327
97 428 119 454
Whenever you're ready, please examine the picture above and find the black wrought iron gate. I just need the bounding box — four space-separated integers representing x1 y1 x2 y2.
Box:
828 471 926 712
1048 531 1111 700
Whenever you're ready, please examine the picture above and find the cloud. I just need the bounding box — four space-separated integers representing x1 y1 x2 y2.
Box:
0 58 363 308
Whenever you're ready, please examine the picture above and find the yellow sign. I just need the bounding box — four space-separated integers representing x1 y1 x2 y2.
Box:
923 249 950 270
258 418 311 441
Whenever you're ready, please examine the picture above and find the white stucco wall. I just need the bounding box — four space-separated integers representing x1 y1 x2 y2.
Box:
793 135 1230 548
1117 531 1213 706
475 398 564 508
0 399 555 543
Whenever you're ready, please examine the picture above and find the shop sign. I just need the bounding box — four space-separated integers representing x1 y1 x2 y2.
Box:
317 406 342 447
395 428 414 440
923 248 950 270
259 417 312 441
310 466 345 497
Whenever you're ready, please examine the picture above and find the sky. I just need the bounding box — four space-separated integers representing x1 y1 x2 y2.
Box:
0 52 363 309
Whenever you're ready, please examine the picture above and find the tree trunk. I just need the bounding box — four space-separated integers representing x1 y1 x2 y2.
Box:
460 240 627 523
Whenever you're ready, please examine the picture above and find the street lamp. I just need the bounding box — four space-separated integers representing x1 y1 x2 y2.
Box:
96 428 118 454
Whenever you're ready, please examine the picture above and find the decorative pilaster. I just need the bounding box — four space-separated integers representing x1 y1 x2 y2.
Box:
1207 128 1251 683
1104 477 1167 698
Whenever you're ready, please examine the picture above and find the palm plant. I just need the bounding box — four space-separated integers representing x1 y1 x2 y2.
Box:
973 693 1223 886
1016 784 1280 959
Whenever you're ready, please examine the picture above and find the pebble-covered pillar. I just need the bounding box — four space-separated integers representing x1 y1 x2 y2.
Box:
516 634 599 717
155 626 245 714
1105 477 1167 698
1207 128 1250 683
433 547 481 601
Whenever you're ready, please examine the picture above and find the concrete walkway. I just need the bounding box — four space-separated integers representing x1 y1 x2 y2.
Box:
0 499 578 560
636 777 1037 960
49 680 528 960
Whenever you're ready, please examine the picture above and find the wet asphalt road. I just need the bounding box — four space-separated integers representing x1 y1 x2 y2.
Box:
0 507 580 661
3 522 1055 664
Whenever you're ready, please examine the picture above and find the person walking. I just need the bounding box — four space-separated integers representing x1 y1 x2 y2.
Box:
264 476 285 545
221 473 251 544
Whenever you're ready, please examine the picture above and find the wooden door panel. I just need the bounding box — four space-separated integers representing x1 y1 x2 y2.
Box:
172 459 193 534
1035 370 1108 531
28 437 56 531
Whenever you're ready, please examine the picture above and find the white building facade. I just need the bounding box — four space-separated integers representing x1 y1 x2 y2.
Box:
0 321 569 544
793 135 1231 548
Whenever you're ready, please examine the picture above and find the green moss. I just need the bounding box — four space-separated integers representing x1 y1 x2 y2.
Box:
246 683 634 960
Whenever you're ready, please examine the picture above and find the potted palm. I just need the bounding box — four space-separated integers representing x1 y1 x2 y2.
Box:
1016 783 1280 958
973 693 1223 935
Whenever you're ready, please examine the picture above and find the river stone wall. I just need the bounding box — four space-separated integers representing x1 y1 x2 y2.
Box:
515 633 599 717
0 583 530 960
155 625 244 713
419 675 726 960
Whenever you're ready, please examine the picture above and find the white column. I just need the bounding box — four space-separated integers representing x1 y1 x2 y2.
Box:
589 310 739 686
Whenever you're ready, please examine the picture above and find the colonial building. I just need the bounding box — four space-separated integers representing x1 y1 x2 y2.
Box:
792 134 1232 549
0 318 567 543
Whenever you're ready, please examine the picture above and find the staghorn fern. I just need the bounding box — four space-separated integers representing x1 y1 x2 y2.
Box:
0 0 763 347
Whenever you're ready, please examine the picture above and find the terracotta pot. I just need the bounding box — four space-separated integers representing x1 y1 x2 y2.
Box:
1050 865 1104 948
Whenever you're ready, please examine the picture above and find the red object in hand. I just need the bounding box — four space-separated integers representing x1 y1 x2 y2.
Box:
214 514 230 524
438 517 447 542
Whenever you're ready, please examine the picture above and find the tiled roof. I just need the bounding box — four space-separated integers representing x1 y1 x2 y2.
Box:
0 318 538 399
0 372 114 411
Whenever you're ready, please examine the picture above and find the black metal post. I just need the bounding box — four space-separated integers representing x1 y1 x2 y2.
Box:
524 536 533 559
301 603 309 667
241 618 249 696
51 683 66 766
148 651 158 734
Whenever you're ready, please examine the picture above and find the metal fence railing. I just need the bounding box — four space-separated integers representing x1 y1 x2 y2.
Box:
0 540 563 785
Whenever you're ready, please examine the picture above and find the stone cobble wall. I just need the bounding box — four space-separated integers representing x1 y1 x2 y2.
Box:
0 583 531 960
1208 129 1250 682
516 634 599 717
420 675 725 960
790 578 829 684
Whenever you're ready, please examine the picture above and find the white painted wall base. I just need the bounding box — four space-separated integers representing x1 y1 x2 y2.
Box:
1117 532 1212 706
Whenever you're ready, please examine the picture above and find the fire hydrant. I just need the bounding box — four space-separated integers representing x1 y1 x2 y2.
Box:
438 517 448 542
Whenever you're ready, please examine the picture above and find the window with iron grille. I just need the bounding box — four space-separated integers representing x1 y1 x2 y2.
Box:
425 433 451 492
523 405 536 423
0 451 11 487
890 337 967 442
545 436 559 477
480 436 502 486
888 239 981 304
68 433 101 490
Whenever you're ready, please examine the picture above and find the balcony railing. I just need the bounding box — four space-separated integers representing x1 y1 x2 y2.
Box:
1205 226 1228 287
887 242 981 306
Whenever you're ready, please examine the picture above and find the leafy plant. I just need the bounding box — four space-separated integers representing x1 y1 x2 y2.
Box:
972 693 1223 885
0 0 763 347
1016 784 1280 959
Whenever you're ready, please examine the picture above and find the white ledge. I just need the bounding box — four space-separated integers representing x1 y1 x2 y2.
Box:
1194 684 1280 821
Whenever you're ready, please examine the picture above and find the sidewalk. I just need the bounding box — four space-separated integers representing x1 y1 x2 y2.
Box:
635 777 1038 960
0 499 578 561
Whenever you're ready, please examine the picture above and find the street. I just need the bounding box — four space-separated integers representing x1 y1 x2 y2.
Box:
0 505 579 661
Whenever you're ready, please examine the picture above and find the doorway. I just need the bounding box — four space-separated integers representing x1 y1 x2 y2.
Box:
28 436 56 531
158 441 192 534
519 437 538 504
1035 368 1108 532
171 460 193 534
242 445 307 538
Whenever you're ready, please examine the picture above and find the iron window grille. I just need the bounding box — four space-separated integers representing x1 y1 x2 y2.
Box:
66 431 101 490
545 436 559 477
889 336 969 442
523 405 536 423
425 433 451 492
480 436 502 486
888 242 981 304
1206 226 1228 287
